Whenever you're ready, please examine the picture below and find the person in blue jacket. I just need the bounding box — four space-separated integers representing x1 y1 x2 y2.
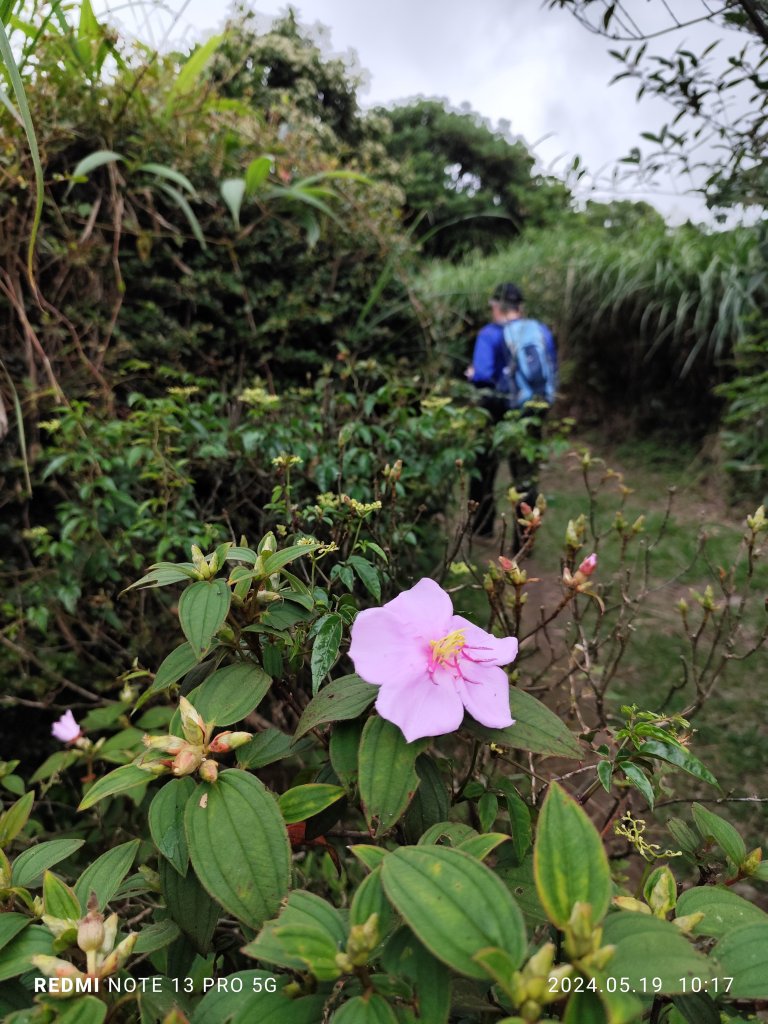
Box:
466 282 557 538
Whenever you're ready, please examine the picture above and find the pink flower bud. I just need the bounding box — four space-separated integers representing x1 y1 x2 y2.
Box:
578 553 598 577
142 734 186 755
498 556 514 572
198 758 219 783
208 731 253 754
51 710 81 744
171 747 204 777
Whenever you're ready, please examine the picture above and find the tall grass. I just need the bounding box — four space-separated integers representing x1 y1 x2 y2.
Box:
417 222 766 403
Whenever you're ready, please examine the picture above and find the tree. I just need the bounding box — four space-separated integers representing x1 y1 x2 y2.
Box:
374 99 571 259
547 0 768 212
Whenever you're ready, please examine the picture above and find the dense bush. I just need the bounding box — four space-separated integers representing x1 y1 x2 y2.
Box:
1 455 766 1022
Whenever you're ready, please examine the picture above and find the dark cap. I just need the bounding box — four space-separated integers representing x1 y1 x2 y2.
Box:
491 282 524 306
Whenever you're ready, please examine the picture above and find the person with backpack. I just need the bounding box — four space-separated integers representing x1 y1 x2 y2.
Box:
465 282 557 538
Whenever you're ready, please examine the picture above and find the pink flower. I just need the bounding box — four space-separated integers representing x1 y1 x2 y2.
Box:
578 553 598 577
349 578 518 743
51 710 81 743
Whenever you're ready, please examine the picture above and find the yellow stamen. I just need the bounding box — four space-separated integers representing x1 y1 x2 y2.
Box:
429 628 466 665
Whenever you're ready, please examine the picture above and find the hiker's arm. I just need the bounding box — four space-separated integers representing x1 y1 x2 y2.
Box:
469 325 499 386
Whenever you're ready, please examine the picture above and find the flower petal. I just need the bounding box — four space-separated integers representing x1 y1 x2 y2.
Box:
456 663 514 730
349 607 427 687
375 672 465 743
451 616 519 666
384 578 453 638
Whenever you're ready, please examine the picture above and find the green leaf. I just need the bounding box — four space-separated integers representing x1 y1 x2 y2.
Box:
0 926 53 982
57 995 107 1024
467 689 584 759
193 972 325 1024
43 871 81 920
236 728 297 769
359 716 424 837
77 764 151 811
380 926 450 1024
138 162 196 195
185 769 290 929
30 750 81 783
636 740 719 788
418 821 477 846
311 613 343 694
498 853 548 929
380 845 526 979
261 542 321 576
168 32 224 101
149 778 195 875
349 845 388 872
676 886 768 939
691 803 747 867
496 780 532 862
329 719 362 789
403 755 450 844
533 782 612 928
156 182 207 250
670 993 721 1024
477 792 499 833
278 784 345 824
74 839 140 911
133 919 181 955
134 642 201 711
456 833 509 860
331 994 398 1023
11 839 84 888
221 177 246 229
245 155 273 195
178 579 231 660
619 762 655 808
159 857 219 956
242 891 346 981
601 912 710 991
712 922 768 998
0 915 29 954
563 990 609 1024
124 562 197 592
0 17 43 279
187 661 271 726
350 865 393 935
0 791 33 846
294 673 376 739
347 555 381 600
69 149 124 183
597 759 613 793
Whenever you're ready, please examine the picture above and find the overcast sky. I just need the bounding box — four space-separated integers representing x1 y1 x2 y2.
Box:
94 0 741 224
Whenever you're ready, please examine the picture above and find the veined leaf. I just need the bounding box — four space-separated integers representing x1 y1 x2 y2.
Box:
381 846 526 978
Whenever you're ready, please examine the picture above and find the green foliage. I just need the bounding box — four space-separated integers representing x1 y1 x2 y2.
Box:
715 318 768 502
375 98 570 258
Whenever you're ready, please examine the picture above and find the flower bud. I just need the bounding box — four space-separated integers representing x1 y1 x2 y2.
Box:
30 955 84 980
198 758 219 783
171 747 204 777
77 895 105 953
578 553 598 577
208 731 253 754
143 733 186 755
100 913 119 954
179 697 207 746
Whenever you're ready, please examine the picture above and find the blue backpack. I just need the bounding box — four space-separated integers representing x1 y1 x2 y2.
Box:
501 318 556 408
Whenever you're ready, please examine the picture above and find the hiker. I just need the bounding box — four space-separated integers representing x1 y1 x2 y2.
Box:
465 282 557 538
